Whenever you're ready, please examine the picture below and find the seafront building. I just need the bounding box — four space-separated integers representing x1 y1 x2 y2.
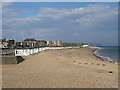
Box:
0 39 8 48
16 38 47 48
23 38 37 48
15 42 23 47
82 44 89 47
56 40 62 47
36 40 47 47
7 39 15 47
46 40 63 47
1 38 90 48
53 40 63 47
15 38 63 48
46 41 52 47
0 38 63 48
0 38 15 48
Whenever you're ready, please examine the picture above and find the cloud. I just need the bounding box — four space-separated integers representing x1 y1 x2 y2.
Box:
2 4 118 45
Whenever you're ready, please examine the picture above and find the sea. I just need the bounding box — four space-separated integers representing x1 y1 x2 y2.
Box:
94 46 119 63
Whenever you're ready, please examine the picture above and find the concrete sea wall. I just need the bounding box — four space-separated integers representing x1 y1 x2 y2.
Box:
0 56 25 64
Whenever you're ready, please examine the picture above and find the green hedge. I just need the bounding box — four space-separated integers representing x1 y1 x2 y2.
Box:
63 43 88 47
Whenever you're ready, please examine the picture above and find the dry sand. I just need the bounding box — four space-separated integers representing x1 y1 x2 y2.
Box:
2 48 118 88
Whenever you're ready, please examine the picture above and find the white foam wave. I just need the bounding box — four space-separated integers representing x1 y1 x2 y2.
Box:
94 50 115 62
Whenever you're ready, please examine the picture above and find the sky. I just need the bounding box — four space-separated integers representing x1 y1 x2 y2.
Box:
1 0 119 2
2 2 118 46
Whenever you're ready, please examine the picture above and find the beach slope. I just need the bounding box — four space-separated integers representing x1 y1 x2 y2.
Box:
2 48 118 88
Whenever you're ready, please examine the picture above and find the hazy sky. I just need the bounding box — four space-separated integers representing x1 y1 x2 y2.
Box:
2 2 118 46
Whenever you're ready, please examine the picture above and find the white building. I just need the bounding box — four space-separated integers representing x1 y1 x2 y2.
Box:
53 40 62 47
82 44 89 47
23 38 37 48
46 41 52 47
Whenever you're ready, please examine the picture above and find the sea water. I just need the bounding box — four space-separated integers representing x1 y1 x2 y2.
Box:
94 46 119 62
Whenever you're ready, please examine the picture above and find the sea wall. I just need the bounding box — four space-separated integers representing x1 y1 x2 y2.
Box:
0 56 25 64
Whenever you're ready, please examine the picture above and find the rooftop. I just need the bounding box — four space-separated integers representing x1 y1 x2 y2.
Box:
24 38 36 41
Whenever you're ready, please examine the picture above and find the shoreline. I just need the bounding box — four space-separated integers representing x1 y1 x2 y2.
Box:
91 47 119 64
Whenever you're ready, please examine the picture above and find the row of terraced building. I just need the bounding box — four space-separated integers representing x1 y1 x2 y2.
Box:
16 38 63 48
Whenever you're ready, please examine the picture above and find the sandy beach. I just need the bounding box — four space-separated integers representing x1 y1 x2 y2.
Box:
2 48 118 88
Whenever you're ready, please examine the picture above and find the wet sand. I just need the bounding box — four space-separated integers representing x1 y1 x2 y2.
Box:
2 48 118 88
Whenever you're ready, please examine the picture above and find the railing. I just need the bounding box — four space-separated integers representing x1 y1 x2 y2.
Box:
15 47 80 56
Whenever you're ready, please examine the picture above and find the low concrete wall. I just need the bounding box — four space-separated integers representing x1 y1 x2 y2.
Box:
0 56 25 64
